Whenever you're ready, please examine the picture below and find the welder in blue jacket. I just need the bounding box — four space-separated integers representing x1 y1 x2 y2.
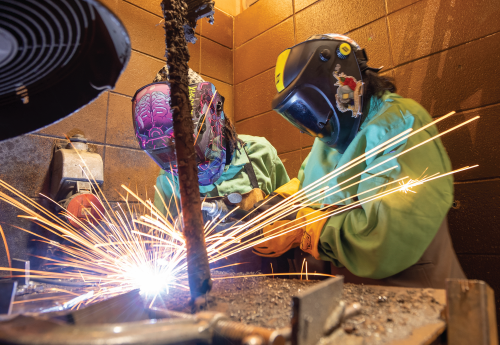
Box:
253 34 465 288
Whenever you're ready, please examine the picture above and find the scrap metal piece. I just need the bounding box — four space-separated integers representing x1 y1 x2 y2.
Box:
12 258 30 286
323 301 345 335
317 328 364 345
0 280 17 314
342 302 362 321
291 276 344 345
446 279 499 345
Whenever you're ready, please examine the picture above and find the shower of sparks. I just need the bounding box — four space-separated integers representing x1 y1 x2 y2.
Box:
0 110 479 312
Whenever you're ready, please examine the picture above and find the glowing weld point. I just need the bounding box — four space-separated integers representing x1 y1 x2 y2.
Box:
398 179 423 194
128 259 174 296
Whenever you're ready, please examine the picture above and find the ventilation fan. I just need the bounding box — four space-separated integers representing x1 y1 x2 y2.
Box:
0 0 130 141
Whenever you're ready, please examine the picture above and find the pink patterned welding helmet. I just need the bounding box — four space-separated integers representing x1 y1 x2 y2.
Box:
132 81 227 186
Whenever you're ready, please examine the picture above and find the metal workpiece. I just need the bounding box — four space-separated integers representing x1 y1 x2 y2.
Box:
446 279 499 345
12 258 30 286
161 0 212 299
291 276 344 345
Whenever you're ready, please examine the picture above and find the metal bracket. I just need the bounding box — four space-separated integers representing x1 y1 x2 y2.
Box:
12 259 30 286
291 276 344 345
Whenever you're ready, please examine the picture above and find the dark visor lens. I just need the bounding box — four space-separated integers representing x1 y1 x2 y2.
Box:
147 145 177 171
281 100 317 135
277 86 334 137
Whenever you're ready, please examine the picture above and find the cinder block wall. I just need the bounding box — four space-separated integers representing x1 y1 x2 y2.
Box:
233 0 500 313
0 0 234 269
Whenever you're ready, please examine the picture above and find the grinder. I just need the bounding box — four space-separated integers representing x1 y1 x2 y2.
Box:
51 134 105 229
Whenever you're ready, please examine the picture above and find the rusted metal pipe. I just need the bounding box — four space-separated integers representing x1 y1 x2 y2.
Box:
161 0 212 299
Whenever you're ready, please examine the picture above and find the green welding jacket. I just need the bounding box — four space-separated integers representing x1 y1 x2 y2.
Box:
298 92 454 279
154 134 290 218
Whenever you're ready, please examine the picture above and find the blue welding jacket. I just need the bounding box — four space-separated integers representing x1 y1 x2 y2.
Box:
297 92 454 279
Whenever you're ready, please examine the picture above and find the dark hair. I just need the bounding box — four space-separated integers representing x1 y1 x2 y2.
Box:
224 115 244 159
362 70 397 100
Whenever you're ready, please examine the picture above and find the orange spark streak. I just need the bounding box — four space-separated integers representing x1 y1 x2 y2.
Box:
13 296 74 304
194 91 218 144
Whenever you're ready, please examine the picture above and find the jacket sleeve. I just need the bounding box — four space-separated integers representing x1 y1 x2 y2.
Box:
272 154 291 192
297 149 312 186
153 171 180 219
246 138 290 195
317 118 454 279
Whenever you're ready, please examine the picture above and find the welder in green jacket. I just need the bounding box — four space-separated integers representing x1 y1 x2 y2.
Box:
155 133 289 218
253 34 465 288
132 66 289 236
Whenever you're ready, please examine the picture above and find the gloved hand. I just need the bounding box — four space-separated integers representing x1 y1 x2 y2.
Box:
252 206 336 260
248 178 301 220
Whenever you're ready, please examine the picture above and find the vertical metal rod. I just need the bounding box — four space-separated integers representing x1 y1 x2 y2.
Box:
161 0 212 299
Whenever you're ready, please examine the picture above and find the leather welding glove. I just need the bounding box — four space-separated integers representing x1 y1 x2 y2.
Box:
249 178 301 220
252 206 337 260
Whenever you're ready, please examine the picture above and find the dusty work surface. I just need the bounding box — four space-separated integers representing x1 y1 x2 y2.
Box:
158 273 446 344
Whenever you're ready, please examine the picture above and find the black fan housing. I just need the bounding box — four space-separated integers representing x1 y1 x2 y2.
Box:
0 0 130 141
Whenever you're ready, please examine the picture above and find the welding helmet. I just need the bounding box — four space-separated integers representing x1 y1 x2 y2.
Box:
272 34 378 152
132 81 227 186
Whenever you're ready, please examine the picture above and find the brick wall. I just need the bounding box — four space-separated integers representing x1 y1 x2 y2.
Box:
232 0 500 316
0 0 234 269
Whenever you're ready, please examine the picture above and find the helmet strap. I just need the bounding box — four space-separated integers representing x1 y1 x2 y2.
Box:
225 139 232 165
356 49 383 73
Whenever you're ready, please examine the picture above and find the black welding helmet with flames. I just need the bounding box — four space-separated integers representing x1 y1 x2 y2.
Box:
272 34 379 153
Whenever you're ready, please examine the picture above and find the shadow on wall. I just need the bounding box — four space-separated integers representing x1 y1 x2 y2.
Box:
393 0 500 117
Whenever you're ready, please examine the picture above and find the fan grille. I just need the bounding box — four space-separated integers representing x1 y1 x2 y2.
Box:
0 0 93 100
